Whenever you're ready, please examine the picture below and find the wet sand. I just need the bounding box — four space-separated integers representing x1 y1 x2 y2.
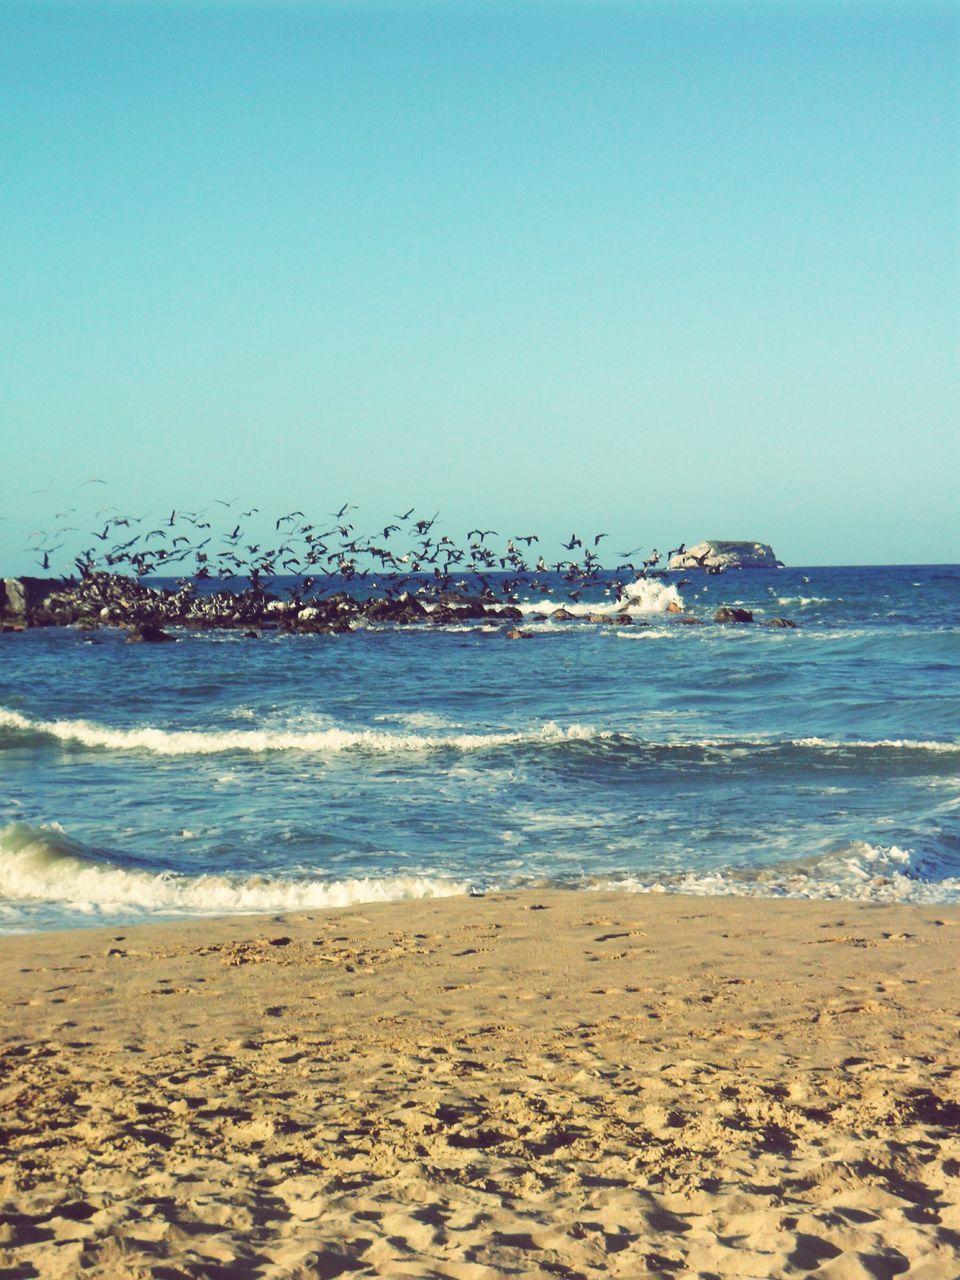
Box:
2 890 959 1278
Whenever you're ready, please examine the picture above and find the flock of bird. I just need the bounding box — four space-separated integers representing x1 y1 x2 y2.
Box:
24 495 692 603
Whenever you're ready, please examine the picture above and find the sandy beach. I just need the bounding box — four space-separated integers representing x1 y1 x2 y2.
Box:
2 890 959 1278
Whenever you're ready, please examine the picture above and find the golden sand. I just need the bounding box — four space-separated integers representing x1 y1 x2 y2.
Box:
2 891 959 1278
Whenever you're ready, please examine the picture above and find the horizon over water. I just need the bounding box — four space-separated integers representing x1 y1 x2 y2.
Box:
1 562 958 932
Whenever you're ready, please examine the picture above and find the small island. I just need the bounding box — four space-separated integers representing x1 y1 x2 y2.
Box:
668 540 783 570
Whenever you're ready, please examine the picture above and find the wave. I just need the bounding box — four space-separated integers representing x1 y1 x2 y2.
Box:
597 839 960 905
517 578 682 618
0 708 602 757
0 822 470 919
2 707 957 760
791 736 960 754
4 822 958 926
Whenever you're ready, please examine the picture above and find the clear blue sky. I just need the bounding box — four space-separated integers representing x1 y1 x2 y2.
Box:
2 0 957 572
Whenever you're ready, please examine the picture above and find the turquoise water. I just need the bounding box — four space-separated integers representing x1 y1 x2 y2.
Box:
2 564 958 931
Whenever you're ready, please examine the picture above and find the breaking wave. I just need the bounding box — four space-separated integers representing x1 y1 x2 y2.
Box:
0 822 470 920
3 820 958 927
517 577 682 618
598 838 960 905
0 708 602 757
1 708 956 760
791 737 960 754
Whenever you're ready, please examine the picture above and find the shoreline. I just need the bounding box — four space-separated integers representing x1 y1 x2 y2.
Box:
3 888 959 1276
3 877 960 940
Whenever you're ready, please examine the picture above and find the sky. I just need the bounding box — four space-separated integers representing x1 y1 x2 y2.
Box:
1 0 957 572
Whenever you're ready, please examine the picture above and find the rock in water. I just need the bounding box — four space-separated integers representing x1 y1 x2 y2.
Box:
1 577 61 623
127 623 175 643
668 541 782 570
714 607 754 623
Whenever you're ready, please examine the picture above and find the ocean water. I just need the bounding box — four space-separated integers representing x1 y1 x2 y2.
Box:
1 564 958 932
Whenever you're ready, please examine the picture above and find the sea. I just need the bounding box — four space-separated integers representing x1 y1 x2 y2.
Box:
1 563 958 933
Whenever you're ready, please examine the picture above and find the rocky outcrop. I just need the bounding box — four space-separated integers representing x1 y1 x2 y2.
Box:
1 577 63 624
0 572 528 635
668 542 782 571
714 607 754 624
364 595 429 625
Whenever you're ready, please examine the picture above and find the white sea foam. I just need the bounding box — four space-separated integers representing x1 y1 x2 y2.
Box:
0 822 470 919
2 707 956 758
794 629 870 641
518 578 682 619
603 731 959 754
793 736 960 754
599 840 960 904
614 628 681 640
775 596 833 607
373 711 459 730
0 708 602 757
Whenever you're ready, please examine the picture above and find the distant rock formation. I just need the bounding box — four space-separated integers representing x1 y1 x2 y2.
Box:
668 541 782 571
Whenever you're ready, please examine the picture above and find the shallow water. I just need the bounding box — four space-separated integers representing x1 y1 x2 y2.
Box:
2 564 958 930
